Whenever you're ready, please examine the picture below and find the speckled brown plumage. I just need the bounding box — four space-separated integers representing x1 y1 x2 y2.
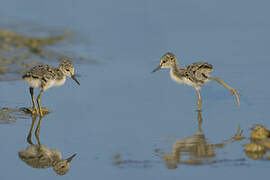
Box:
152 52 241 111
23 65 64 89
172 62 213 87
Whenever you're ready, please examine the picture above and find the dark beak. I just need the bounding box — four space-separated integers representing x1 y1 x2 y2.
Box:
152 65 162 73
66 153 77 163
71 75 80 85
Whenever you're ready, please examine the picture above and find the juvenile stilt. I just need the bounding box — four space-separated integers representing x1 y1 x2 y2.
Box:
22 59 80 117
152 52 241 110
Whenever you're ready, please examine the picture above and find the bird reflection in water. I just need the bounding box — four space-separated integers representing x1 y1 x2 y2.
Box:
162 111 245 169
18 115 77 175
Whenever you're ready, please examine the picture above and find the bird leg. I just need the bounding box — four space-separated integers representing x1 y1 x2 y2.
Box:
196 89 202 111
36 89 44 117
29 87 38 114
27 114 37 145
209 77 241 106
35 115 43 146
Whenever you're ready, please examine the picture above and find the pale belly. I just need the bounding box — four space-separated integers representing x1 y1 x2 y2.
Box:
170 70 195 87
24 78 42 88
23 76 66 90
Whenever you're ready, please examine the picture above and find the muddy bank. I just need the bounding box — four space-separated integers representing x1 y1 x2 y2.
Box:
0 23 96 81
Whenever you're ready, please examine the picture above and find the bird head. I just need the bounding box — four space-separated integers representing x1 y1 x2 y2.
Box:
59 59 80 85
152 52 178 73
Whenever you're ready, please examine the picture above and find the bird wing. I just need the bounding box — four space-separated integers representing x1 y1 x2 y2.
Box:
23 65 58 82
182 62 213 82
184 62 213 74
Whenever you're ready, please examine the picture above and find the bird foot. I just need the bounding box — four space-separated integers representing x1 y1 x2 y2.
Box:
230 89 242 96
229 88 241 106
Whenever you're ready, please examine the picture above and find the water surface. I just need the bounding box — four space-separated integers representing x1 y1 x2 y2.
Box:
1 0 270 179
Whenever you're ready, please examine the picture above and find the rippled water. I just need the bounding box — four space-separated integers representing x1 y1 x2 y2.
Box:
1 0 270 179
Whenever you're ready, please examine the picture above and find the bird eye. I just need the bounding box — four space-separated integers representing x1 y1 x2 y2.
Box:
66 69 70 72
162 60 166 63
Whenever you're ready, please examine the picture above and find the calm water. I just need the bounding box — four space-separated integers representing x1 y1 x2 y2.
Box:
1 0 270 179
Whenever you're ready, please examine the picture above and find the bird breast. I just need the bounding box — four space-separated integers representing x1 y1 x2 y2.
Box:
53 76 66 86
170 70 195 86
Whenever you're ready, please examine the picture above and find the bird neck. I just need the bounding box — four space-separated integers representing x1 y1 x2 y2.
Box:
57 67 64 75
54 76 66 86
170 62 179 72
56 68 66 78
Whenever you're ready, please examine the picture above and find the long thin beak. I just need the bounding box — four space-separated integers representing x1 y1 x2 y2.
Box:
152 65 162 73
71 75 80 85
66 153 77 163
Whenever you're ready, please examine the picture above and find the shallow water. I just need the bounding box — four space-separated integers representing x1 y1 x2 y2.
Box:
1 0 270 179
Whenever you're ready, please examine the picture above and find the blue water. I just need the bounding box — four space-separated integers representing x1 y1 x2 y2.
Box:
1 0 270 179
